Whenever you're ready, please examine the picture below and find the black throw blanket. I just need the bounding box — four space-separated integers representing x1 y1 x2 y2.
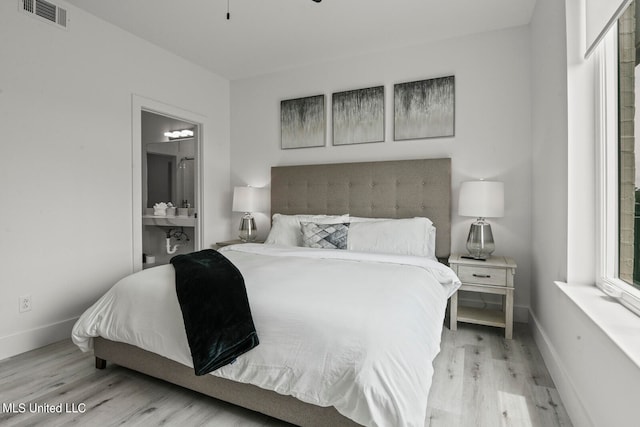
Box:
170 249 259 376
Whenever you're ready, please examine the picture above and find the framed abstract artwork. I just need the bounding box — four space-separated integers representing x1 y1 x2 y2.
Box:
394 76 455 140
332 86 384 146
280 95 326 149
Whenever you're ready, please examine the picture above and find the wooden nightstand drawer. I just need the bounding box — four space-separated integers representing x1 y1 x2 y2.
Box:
457 265 507 287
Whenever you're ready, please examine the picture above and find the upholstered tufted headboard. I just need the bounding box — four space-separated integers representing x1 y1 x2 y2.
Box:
271 158 451 259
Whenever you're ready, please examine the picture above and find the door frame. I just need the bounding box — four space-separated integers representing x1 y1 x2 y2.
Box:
131 95 204 272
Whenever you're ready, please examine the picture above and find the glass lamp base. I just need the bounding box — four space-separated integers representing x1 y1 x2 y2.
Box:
466 219 495 259
238 214 257 242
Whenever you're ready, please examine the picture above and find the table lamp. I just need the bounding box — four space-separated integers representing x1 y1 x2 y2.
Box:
232 186 258 242
458 180 504 259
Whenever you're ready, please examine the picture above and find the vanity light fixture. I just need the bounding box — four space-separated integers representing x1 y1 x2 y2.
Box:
164 129 194 139
459 180 504 260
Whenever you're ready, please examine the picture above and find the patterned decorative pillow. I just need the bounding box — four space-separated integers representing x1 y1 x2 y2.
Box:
300 222 349 250
264 214 350 246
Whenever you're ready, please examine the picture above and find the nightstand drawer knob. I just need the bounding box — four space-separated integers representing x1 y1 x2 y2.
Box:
473 273 491 278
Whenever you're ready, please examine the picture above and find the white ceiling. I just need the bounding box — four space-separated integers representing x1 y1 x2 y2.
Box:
65 0 537 80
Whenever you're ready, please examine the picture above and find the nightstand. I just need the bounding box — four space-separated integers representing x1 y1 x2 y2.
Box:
448 254 517 339
213 239 264 249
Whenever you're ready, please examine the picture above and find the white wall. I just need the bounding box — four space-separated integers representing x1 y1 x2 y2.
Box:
0 1 231 359
530 1 640 426
230 26 533 321
530 0 569 328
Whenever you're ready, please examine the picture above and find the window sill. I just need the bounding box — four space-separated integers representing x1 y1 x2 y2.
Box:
555 282 640 369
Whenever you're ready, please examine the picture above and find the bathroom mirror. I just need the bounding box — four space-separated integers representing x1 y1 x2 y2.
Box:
145 139 195 209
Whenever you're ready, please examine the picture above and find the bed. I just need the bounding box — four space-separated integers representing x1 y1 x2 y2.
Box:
72 158 458 427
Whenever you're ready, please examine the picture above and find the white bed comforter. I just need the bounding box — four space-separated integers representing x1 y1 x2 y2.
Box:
72 244 460 427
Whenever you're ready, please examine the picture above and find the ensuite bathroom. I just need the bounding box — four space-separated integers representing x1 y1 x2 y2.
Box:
141 110 200 267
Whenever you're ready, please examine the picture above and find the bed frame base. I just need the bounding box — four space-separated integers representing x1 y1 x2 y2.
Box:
95 356 106 370
93 337 360 427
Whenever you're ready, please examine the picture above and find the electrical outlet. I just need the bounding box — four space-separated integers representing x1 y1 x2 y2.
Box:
19 295 32 313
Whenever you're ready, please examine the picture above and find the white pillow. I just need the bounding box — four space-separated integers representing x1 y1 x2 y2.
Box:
347 217 437 259
265 214 350 246
349 216 437 258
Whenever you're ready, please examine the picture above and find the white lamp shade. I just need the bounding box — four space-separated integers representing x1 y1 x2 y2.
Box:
459 181 504 218
232 186 259 212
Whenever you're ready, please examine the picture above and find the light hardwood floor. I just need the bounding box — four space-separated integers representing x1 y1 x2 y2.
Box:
0 323 572 427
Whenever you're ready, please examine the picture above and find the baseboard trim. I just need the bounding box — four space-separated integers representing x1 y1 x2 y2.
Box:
529 309 593 427
0 317 78 361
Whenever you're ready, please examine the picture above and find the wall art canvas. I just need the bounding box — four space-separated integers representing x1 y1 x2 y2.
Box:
281 95 326 149
394 76 455 140
332 86 384 145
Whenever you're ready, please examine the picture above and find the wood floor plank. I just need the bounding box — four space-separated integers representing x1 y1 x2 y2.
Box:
517 331 556 388
460 343 502 427
497 390 534 427
529 385 573 427
428 345 465 414
426 342 465 426
0 323 572 427
427 323 573 427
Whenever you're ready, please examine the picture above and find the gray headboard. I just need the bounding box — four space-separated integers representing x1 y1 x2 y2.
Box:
271 158 451 259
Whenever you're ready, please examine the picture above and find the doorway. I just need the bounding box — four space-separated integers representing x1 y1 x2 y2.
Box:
131 96 204 271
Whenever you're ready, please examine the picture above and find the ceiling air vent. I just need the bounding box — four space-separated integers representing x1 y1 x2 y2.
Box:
20 0 68 29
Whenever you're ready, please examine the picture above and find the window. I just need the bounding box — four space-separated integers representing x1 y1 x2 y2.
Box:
618 1 636 286
597 0 640 316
